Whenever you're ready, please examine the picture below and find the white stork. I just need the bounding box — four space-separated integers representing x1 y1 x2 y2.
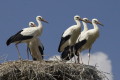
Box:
28 22 44 61
74 18 103 64
58 15 83 61
6 16 48 60
61 18 92 61
75 18 92 63
26 22 36 59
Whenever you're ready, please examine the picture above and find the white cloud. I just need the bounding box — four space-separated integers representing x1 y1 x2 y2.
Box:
49 55 61 61
81 52 113 80
49 52 113 80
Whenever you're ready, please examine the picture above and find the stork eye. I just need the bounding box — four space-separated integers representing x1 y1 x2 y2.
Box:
76 17 79 19
38 17 42 20
94 20 97 23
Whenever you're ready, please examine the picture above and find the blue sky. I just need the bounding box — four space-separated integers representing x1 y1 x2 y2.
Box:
0 0 119 80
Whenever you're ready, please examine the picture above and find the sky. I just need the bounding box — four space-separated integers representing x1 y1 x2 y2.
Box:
0 0 119 80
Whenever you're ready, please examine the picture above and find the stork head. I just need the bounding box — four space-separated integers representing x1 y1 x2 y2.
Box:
92 19 104 26
74 15 83 21
36 16 48 23
29 22 36 27
83 18 92 24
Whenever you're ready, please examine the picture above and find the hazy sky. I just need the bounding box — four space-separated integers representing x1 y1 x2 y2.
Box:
0 0 119 80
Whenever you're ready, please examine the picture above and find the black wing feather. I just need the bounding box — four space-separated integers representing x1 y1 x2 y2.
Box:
74 39 87 55
61 46 74 60
6 30 33 46
58 35 71 52
38 46 44 59
61 40 87 61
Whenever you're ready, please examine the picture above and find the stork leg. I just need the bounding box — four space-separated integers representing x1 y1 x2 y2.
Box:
80 53 83 64
68 46 71 60
27 46 29 60
77 52 83 64
15 44 22 60
74 53 76 63
72 47 77 63
88 48 91 65
77 52 80 63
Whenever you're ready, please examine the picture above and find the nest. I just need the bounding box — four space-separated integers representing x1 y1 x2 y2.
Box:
0 60 107 80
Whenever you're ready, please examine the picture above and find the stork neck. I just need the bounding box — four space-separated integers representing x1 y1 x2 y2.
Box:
37 19 42 28
93 23 99 30
82 21 88 31
75 20 81 27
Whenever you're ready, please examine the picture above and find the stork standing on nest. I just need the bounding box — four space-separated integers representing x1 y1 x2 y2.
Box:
75 18 103 64
28 22 44 61
6 16 48 60
61 18 92 62
75 18 92 63
58 15 84 62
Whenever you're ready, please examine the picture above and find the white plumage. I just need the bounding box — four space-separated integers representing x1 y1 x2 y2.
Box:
6 16 48 59
28 22 44 61
58 15 83 53
28 38 44 61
